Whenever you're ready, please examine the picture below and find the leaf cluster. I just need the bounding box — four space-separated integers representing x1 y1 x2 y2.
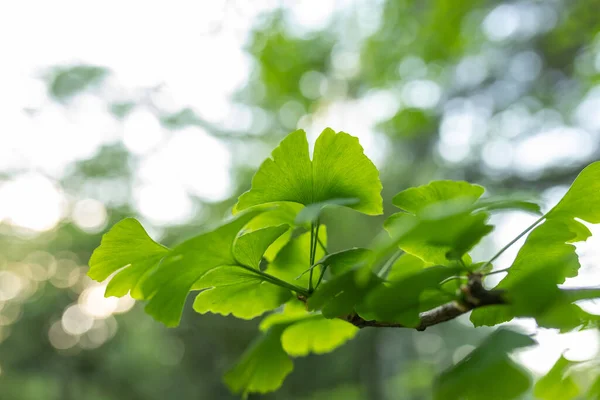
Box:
88 128 600 398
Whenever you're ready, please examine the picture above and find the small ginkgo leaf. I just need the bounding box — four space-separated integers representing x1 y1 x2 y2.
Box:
385 209 492 265
547 161 600 223
434 329 535 400
534 356 580 400
233 225 289 269
88 218 169 299
193 266 291 319
392 180 484 215
234 128 383 216
224 324 293 396
281 317 359 357
241 202 303 261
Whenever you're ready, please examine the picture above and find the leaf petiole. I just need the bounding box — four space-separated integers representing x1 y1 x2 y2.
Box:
308 219 321 292
377 249 404 278
236 264 310 297
477 214 546 273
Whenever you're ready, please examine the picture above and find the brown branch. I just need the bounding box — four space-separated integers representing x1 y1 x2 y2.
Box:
346 274 506 331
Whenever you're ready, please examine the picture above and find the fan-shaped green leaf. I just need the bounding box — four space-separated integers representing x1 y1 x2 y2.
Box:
547 161 600 223
192 266 291 319
392 180 484 214
234 128 383 216
471 162 600 327
137 209 264 326
385 209 492 265
88 218 169 299
281 317 358 356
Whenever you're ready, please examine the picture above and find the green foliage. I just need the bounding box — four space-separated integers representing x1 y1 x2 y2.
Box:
234 128 383 216
224 323 294 396
357 266 461 327
280 317 358 357
534 356 580 400
385 181 492 264
471 162 600 328
88 129 600 396
192 266 292 319
434 329 535 400
88 218 169 299
48 65 108 100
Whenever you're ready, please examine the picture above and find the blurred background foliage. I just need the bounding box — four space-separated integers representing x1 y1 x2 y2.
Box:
2 0 600 398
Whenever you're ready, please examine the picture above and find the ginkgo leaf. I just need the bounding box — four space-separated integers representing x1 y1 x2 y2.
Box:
385 208 492 265
280 317 359 357
534 356 580 400
233 225 289 269
547 161 600 223
434 329 535 400
88 218 170 299
137 209 265 327
224 324 293 396
356 266 460 327
234 128 383 216
471 220 585 328
241 202 303 260
392 180 484 215
259 299 311 331
192 266 291 319
471 162 600 327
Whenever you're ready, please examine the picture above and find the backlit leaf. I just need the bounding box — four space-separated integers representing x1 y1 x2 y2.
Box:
392 180 484 215
192 266 291 319
135 209 263 326
233 225 289 269
471 162 600 327
88 218 169 299
234 128 383 216
281 317 358 356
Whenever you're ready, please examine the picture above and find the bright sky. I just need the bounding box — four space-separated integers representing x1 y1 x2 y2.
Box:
1 0 600 378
